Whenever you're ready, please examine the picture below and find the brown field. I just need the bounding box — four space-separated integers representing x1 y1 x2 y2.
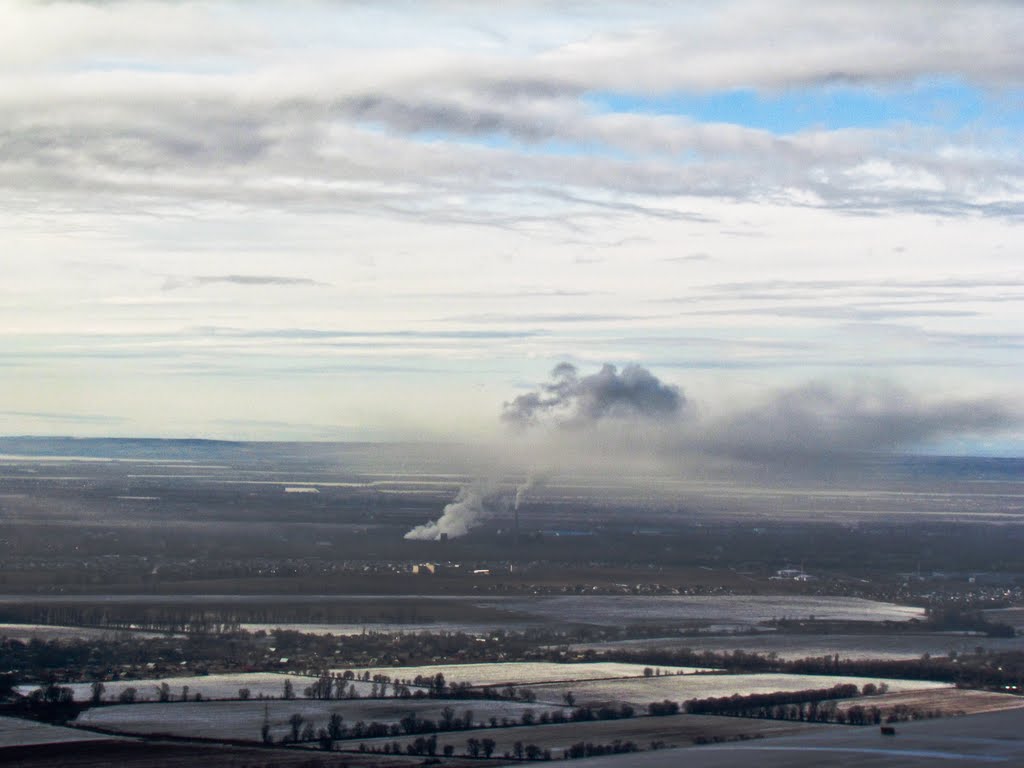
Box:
339 713 838 758
834 687 1024 717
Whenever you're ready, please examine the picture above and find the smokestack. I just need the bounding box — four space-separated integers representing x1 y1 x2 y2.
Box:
511 474 543 551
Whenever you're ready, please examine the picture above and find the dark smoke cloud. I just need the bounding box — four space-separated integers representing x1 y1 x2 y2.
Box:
502 362 684 428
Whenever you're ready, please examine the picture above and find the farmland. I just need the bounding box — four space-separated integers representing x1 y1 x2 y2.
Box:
17 673 332 703
73 698 568 742
832 688 1024 718
481 595 926 628
341 662 709 687
0 716 125 748
528 673 951 706
344 712 837 758
569 632 1024 660
567 707 1024 767
2 440 1024 766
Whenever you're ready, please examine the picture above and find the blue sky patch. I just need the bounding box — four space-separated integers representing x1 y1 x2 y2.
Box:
586 79 1020 135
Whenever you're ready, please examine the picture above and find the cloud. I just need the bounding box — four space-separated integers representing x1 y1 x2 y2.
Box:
502 362 685 428
0 2 1021 227
163 275 327 290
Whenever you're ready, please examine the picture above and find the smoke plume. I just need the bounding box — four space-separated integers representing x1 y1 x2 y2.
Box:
502 362 684 429
514 473 545 510
404 482 499 541
404 362 1021 540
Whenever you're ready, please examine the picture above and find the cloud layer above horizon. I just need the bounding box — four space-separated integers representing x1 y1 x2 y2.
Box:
1 0 1022 454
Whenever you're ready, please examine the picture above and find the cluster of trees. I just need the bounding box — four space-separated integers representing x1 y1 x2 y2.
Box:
354 736 553 760
270 700 644 749
269 705 482 747
922 607 1016 638
647 699 680 716
6 682 79 723
565 740 638 759
352 736 642 760
567 702 636 721
880 704 947 723
683 683 862 718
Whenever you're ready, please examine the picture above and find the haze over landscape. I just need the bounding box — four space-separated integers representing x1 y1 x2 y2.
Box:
2 2 1024 767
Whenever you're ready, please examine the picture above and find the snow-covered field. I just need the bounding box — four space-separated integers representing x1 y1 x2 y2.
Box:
0 623 177 642
74 699 567 742
338 662 709 687
0 715 125 748
16 673 348 703
528 673 952 706
568 632 1024 660
481 595 926 627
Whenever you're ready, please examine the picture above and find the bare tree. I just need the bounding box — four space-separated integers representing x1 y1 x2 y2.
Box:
288 713 304 742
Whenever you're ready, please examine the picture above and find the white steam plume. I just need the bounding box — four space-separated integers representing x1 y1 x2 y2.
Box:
404 482 498 541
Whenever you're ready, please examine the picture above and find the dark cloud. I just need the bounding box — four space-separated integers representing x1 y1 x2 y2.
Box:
502 362 685 428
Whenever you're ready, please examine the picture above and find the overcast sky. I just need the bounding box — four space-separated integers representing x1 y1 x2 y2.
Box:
2 1 1022 454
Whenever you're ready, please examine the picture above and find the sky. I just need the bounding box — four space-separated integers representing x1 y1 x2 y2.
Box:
2 0 1023 456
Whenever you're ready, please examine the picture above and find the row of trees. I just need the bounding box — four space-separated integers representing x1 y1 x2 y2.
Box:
682 683 862 717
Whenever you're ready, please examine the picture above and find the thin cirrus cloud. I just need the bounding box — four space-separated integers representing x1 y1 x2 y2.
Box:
161 275 329 291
